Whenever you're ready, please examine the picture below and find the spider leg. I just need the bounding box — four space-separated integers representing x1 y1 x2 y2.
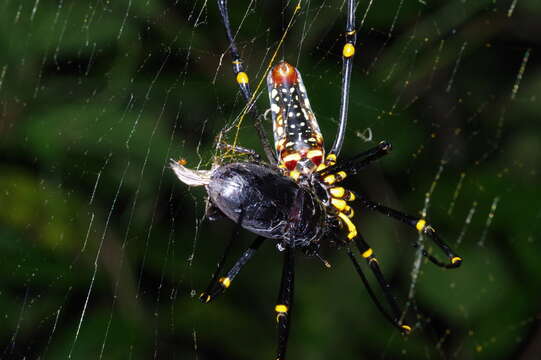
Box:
319 141 392 178
346 235 411 334
218 143 261 161
275 246 295 360
358 198 463 268
317 143 392 241
200 236 264 303
216 0 277 164
198 217 235 303
329 0 357 156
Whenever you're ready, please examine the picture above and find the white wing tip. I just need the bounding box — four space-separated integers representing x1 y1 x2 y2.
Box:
170 159 212 187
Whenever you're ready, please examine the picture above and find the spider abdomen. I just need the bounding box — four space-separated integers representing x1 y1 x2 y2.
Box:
207 162 326 247
267 61 325 179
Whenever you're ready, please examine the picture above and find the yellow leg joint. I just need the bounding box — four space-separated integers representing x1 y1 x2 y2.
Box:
316 163 328 172
338 212 357 240
323 174 336 185
330 187 346 198
331 198 348 211
343 43 355 58
361 248 373 258
289 170 301 181
324 171 347 185
236 71 249 84
199 293 211 303
343 205 354 218
326 153 337 164
401 324 412 334
275 304 288 321
415 219 426 232
219 277 231 288
337 171 347 180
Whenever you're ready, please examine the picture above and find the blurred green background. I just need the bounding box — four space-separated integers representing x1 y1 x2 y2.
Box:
1 0 540 359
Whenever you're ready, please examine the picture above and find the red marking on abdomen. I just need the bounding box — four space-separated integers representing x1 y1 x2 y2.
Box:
310 155 323 166
271 61 298 85
284 160 298 171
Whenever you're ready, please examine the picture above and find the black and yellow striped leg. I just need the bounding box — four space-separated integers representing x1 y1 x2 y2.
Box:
348 235 411 334
320 141 392 178
216 0 276 163
200 237 264 304
358 199 463 268
275 246 295 360
330 0 358 155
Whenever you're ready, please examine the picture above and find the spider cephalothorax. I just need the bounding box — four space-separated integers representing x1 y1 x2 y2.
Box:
172 1 462 359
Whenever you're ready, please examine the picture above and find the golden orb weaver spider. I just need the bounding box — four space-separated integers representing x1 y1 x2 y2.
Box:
172 0 462 358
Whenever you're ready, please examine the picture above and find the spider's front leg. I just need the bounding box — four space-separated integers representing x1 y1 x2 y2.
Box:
215 0 276 163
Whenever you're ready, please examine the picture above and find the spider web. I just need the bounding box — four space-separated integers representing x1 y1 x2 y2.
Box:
1 0 540 359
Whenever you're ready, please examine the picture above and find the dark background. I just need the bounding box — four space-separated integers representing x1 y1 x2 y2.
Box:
1 0 540 359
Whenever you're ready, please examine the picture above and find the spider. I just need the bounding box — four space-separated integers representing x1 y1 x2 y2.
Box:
171 0 462 358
